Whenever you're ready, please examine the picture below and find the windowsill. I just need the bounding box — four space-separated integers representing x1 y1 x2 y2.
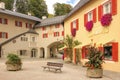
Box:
104 60 116 63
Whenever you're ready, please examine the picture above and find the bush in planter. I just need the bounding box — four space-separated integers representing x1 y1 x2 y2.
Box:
6 54 22 71
85 46 104 78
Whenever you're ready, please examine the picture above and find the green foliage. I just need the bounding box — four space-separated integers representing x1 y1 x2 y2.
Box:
85 46 104 69
64 35 81 61
16 0 29 14
6 54 22 65
29 0 48 18
54 3 72 16
0 0 14 10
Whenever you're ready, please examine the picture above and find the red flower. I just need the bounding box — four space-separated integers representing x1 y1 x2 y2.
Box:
101 13 112 27
86 21 93 32
71 28 76 37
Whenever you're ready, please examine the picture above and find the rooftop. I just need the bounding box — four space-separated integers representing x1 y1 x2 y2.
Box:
0 9 41 22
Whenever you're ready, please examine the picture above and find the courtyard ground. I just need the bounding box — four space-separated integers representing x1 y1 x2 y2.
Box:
0 58 120 80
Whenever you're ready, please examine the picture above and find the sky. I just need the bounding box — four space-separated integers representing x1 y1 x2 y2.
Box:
45 0 80 14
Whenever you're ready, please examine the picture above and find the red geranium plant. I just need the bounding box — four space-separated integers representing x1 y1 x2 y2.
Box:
101 13 112 27
71 28 76 37
86 21 93 32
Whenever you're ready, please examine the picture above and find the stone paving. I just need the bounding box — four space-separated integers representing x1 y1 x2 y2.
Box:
0 58 120 80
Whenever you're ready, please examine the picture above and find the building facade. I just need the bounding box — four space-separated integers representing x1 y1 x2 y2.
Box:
64 0 120 72
35 16 65 58
0 4 41 58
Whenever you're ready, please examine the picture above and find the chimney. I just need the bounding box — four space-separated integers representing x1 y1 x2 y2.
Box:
13 0 16 12
28 12 31 16
42 16 47 19
0 2 5 9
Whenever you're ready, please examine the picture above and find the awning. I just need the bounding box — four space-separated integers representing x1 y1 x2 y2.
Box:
58 46 66 50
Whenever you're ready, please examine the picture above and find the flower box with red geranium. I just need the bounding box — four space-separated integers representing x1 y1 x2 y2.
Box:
101 13 112 27
71 28 76 37
85 21 93 32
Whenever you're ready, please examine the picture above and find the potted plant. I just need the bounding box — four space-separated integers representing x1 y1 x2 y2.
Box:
5 54 22 71
85 46 104 78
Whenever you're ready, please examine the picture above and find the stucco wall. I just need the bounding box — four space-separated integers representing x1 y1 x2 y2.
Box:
64 0 120 72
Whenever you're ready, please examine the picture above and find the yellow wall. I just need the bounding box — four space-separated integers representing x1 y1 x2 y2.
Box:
64 0 120 72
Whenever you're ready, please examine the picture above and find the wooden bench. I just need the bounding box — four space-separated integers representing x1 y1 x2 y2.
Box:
42 62 63 72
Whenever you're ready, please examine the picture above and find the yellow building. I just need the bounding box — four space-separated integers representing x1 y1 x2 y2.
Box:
64 0 120 72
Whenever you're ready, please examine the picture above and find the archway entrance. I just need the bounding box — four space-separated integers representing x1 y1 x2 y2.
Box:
31 49 37 58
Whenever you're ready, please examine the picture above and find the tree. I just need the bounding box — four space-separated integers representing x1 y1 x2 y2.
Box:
16 0 29 14
63 35 81 62
29 0 48 18
54 3 72 16
0 0 14 10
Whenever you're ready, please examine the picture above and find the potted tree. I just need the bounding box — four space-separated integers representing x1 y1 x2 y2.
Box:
63 35 81 63
6 54 22 71
85 46 104 78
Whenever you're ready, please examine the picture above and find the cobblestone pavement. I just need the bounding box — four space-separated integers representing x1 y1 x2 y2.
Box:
0 58 120 80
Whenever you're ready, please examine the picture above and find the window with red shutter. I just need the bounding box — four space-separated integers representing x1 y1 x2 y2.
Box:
0 32 2 38
26 23 28 28
93 8 96 23
6 33 8 38
5 19 8 24
76 19 79 30
71 22 73 32
62 31 64 36
103 42 118 62
20 22 22 27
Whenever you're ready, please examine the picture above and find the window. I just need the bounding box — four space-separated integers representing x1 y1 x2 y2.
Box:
84 8 96 26
43 33 48 38
0 18 8 24
88 12 93 21
103 2 111 14
102 42 118 61
15 21 22 27
82 45 90 59
54 32 59 37
26 23 32 29
0 32 8 38
104 46 112 60
71 19 79 31
20 50 26 56
21 37 28 41
31 37 36 42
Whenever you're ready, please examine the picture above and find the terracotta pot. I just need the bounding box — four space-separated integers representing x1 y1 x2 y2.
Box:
6 63 22 71
86 68 103 78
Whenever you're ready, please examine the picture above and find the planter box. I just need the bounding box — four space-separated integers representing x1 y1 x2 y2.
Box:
87 68 103 78
6 63 22 71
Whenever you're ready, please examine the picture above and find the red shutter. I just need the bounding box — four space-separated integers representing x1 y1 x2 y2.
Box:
0 18 2 23
112 42 118 62
84 13 88 27
76 19 79 30
93 8 96 23
5 19 8 24
71 22 73 32
26 23 28 28
0 32 1 38
15 21 17 26
42 34 44 38
98 5 103 21
58 32 60 36
82 47 85 59
98 46 104 53
6 33 8 39
54 32 55 37
46 33 48 38
30 24 32 29
62 31 64 36
20 22 22 27
111 0 117 15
